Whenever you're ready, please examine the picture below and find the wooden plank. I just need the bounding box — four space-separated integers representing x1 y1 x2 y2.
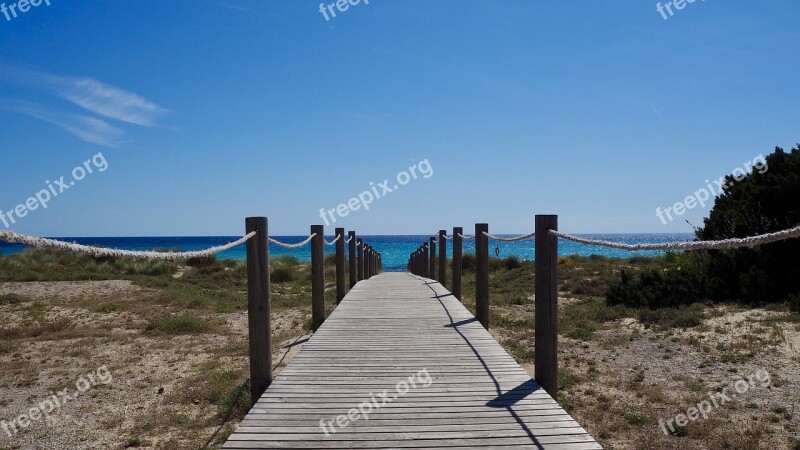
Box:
223 272 600 449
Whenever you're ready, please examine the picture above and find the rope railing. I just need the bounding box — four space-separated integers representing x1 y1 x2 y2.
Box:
344 236 353 244
550 225 800 251
268 234 316 249
483 231 536 242
324 235 341 246
0 230 256 260
442 226 800 250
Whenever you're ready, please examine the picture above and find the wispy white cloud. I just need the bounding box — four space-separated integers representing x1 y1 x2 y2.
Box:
0 64 168 147
0 99 125 147
53 77 166 126
0 64 167 127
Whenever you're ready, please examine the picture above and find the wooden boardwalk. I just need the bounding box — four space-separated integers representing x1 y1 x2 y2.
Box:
223 273 601 449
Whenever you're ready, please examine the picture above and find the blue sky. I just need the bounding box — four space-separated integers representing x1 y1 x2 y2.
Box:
1 0 798 236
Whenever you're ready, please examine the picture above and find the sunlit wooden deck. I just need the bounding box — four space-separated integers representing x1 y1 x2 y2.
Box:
223 272 600 449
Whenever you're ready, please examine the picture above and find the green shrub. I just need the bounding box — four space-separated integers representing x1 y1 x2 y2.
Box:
558 369 582 390
273 255 299 266
271 265 295 283
186 255 217 268
502 256 522 270
466 255 522 272
0 293 26 305
627 256 652 265
270 255 299 283
789 294 800 313
606 265 708 309
560 297 630 340
461 253 476 272
146 315 213 334
698 146 800 303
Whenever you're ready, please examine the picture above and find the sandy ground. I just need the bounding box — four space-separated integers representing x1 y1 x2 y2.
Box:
513 305 800 449
0 281 310 450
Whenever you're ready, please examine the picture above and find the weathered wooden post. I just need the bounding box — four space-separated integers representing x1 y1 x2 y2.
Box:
348 231 357 289
335 228 345 303
422 243 429 278
366 245 372 278
452 226 463 301
419 242 428 277
369 246 375 277
429 237 436 279
246 217 272 406
475 223 489 329
438 229 447 286
535 215 558 397
357 238 364 281
311 225 325 332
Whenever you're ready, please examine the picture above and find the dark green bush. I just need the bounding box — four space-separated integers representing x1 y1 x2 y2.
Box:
502 256 522 270
606 267 708 309
698 146 800 303
270 255 299 283
186 255 217 268
271 266 294 283
607 146 800 308
789 294 800 313
0 293 26 305
461 253 476 272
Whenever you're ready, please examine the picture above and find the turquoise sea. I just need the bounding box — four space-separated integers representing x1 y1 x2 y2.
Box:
0 234 694 271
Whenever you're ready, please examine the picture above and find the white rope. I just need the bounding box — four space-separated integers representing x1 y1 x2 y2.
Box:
268 234 316 249
344 236 353 244
550 225 800 251
0 230 256 260
442 235 453 240
324 235 341 246
483 231 536 242
458 233 475 240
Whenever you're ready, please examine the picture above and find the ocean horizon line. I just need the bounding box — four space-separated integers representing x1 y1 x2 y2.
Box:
1 233 696 271
1 232 696 239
